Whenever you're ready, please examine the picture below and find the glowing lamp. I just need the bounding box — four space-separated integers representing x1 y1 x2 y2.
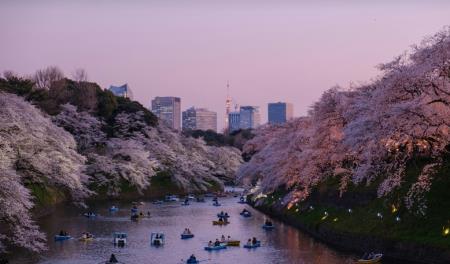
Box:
391 204 398 213
443 227 450 236
333 218 338 222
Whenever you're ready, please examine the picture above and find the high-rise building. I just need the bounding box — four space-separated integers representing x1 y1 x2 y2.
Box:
224 82 232 132
151 96 181 130
108 84 133 99
182 107 217 132
228 111 241 133
228 105 260 133
239 106 260 129
268 102 293 124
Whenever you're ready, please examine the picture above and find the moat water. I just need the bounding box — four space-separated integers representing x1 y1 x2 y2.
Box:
11 196 357 264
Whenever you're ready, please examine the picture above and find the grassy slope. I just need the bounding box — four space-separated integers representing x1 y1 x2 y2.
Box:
256 154 450 250
27 184 68 217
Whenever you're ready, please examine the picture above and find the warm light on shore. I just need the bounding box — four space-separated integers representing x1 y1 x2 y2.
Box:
391 204 398 213
443 227 450 236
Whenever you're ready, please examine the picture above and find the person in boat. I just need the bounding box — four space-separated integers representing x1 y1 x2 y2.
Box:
252 237 257 245
361 253 369 260
187 228 191 234
224 212 229 217
246 239 252 246
208 240 213 247
188 254 197 262
220 235 226 242
265 220 273 226
218 217 223 222
59 230 67 236
109 253 118 263
147 211 151 217
214 239 220 246
227 235 232 242
241 209 248 214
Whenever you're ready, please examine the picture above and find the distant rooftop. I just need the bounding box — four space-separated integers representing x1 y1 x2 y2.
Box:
108 84 133 99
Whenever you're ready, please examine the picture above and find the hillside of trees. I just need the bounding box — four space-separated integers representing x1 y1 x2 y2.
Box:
0 73 243 253
238 28 450 249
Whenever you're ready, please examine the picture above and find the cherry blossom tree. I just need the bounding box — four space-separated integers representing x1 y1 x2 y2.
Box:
54 105 243 196
239 27 450 214
0 93 88 252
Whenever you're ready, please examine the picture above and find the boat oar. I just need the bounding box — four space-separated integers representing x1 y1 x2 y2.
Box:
180 258 211 263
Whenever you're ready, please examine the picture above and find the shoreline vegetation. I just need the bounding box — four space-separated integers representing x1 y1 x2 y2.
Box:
0 74 243 255
238 27 450 264
250 198 450 264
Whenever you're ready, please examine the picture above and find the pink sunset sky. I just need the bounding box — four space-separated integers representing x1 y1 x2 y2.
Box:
1 0 449 131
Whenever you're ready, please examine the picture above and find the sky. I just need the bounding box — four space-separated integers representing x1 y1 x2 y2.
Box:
1 0 450 131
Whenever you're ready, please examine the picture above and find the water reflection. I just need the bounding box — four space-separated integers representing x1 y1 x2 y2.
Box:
11 197 355 264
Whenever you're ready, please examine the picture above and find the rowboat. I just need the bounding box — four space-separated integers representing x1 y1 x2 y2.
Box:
113 232 127 247
79 236 94 242
212 220 230 225
54 235 72 241
243 241 261 248
226 240 240 246
357 253 383 263
181 233 194 239
204 244 227 251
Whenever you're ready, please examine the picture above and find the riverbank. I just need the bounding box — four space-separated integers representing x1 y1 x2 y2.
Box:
249 198 450 264
30 173 226 220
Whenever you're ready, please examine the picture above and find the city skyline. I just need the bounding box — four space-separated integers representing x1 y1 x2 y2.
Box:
109 83 133 100
182 106 217 132
268 102 293 125
1 1 449 131
149 93 276 131
151 96 181 130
